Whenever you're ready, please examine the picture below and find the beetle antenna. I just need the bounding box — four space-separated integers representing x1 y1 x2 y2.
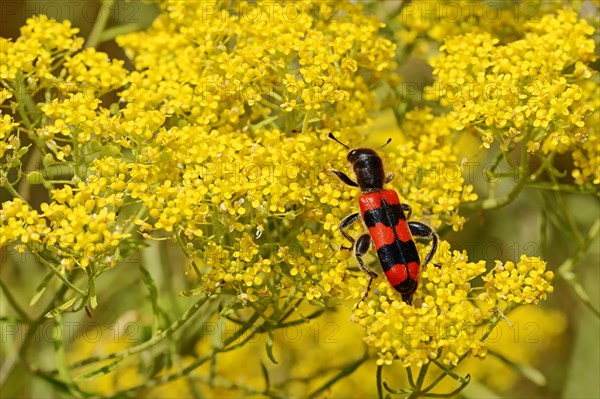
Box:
378 138 392 149
328 133 350 149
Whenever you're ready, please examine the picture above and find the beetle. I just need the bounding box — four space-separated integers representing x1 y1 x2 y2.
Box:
328 133 438 305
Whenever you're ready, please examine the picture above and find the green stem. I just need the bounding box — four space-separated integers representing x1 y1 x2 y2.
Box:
377 365 384 399
124 206 148 235
406 365 416 387
464 174 527 211
3 282 71 389
301 110 310 134
430 359 469 383
1 180 25 201
52 315 84 397
13 80 34 130
36 256 86 296
110 310 262 396
0 277 31 322
85 0 116 48
525 182 597 194
419 313 507 395
539 206 547 260
550 184 585 246
308 351 369 397
252 115 281 130
64 293 210 370
18 147 42 202
93 23 145 42
557 218 600 317
407 361 431 398
463 131 537 211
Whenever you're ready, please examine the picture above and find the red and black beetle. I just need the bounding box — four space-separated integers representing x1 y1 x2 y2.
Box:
328 133 438 305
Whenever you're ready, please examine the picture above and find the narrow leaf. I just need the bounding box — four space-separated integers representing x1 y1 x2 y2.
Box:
89 274 97 310
461 378 502 399
44 297 79 318
309 351 367 397
488 350 547 386
265 328 278 364
513 363 547 386
139 264 161 332
260 362 270 393
53 316 86 396
0 316 25 324
29 272 54 306
179 287 206 297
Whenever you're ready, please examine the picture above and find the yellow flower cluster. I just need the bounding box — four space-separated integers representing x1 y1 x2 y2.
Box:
0 114 20 161
1 198 46 248
389 108 478 231
63 48 127 95
429 10 597 163
352 241 488 367
571 97 600 185
1 2 564 394
481 255 554 305
0 15 83 85
116 0 396 130
39 94 102 150
460 306 566 393
351 246 554 366
1 160 132 268
395 0 577 57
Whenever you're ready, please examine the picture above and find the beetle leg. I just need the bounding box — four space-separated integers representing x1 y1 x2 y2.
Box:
408 221 438 266
339 212 360 250
355 234 379 305
385 173 394 183
401 203 412 220
328 169 359 187
355 234 378 278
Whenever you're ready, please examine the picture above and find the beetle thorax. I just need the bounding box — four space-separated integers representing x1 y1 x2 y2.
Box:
348 149 385 192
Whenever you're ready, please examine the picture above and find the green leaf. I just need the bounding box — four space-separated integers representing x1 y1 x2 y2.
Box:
260 362 270 393
89 273 97 310
0 316 25 324
118 238 148 261
139 264 162 332
563 307 600 398
16 145 30 157
513 363 547 386
265 327 278 364
53 315 87 396
29 272 54 306
309 351 368 397
179 287 206 297
44 296 79 318
460 378 502 399
488 349 547 386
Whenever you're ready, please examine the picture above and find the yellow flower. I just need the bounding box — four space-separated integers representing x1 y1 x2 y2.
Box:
351 241 491 367
428 9 597 186
395 0 577 58
481 255 554 305
1 3 566 397
116 0 396 130
0 114 20 159
63 48 127 95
